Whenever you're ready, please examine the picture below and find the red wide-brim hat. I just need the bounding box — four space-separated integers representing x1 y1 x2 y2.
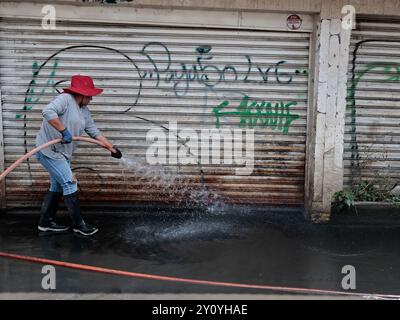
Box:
63 75 103 97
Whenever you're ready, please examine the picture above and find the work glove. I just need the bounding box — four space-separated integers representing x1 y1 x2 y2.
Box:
111 147 122 159
60 128 73 144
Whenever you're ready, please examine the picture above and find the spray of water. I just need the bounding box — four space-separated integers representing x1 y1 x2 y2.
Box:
114 115 226 213
119 155 225 213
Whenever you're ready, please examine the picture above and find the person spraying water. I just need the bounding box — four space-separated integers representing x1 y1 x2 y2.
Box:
34 75 122 236
0 75 226 236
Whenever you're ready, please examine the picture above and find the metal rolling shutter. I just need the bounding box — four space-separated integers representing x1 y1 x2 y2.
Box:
0 17 310 208
345 18 400 188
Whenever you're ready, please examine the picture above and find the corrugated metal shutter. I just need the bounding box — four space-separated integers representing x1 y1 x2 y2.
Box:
345 18 400 188
0 17 310 208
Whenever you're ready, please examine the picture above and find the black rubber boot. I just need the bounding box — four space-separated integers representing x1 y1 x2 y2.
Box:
64 191 98 236
38 191 69 232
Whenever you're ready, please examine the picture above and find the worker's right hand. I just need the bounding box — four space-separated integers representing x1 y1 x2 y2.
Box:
60 128 73 144
111 147 122 159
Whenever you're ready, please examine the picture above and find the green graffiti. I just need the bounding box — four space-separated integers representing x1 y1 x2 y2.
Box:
347 62 400 172
141 42 308 98
348 63 400 108
212 95 299 134
18 59 59 119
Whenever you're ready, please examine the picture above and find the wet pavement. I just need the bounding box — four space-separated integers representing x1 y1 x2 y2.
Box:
0 206 399 297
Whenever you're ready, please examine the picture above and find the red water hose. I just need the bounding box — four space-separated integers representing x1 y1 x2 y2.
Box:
0 251 399 299
0 136 110 182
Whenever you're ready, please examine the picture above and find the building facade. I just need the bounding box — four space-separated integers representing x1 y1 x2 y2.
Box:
0 0 399 221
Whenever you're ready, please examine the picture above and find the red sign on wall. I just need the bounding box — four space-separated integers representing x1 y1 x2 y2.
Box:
287 14 302 30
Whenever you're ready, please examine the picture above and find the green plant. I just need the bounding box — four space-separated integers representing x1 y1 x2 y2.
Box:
332 189 356 213
332 181 400 214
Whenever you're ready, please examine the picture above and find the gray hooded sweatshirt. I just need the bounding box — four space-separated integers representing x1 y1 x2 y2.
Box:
36 93 101 160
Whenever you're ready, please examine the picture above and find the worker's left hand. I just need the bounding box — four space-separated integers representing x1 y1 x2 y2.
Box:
60 128 73 144
111 147 122 159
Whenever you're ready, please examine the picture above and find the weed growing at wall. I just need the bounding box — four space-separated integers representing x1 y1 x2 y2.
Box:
332 181 400 214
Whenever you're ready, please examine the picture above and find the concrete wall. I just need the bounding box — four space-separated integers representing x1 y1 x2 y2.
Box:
305 17 351 222
7 0 400 18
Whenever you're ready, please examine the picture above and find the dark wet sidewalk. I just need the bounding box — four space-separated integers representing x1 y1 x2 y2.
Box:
0 206 399 296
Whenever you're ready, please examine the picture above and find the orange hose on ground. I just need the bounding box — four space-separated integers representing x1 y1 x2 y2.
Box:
0 251 399 299
0 136 110 182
